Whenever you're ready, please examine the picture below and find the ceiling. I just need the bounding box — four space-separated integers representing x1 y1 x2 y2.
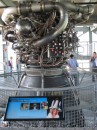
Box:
0 0 97 26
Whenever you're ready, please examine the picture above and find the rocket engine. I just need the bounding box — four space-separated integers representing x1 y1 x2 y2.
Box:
1 0 94 127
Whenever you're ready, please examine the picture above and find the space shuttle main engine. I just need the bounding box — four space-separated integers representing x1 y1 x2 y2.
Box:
1 0 94 127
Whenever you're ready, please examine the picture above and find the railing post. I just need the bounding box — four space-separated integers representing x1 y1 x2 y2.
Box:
93 83 97 128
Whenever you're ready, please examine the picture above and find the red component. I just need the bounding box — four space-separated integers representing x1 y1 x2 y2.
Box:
62 52 64 55
52 49 54 51
55 51 57 54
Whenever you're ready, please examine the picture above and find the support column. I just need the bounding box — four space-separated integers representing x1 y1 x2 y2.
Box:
89 27 92 56
3 44 8 76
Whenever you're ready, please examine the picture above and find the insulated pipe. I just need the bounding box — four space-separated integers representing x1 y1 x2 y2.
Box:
1 2 68 48
58 1 94 14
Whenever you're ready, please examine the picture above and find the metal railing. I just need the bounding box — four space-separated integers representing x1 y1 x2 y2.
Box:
0 83 97 129
0 69 97 129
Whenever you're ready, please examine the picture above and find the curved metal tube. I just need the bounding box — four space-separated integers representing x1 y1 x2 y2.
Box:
33 2 68 47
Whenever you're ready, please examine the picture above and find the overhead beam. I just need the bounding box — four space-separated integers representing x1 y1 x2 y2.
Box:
75 26 90 38
75 27 89 32
0 0 15 6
